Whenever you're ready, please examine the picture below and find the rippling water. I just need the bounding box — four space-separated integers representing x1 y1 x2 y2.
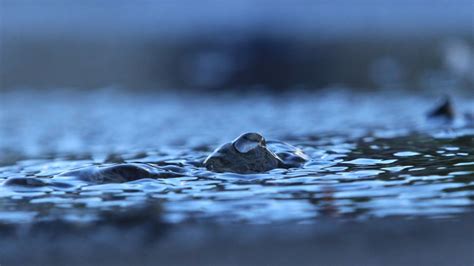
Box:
0 89 473 224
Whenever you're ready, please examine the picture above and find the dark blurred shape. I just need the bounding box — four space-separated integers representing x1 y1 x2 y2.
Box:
0 0 473 91
427 96 455 121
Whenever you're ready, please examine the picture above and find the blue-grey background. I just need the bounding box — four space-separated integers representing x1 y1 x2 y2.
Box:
1 0 473 91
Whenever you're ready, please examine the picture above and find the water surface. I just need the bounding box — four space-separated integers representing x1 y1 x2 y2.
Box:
1 89 473 224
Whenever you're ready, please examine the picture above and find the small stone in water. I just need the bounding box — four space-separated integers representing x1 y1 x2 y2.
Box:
203 132 308 174
427 96 455 121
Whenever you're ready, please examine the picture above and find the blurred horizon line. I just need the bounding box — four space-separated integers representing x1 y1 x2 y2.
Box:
1 0 473 91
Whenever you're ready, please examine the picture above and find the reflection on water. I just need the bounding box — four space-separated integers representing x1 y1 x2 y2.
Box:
0 89 473 224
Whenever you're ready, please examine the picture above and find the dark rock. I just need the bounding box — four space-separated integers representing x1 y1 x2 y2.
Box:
427 96 455 121
204 132 308 174
57 163 184 183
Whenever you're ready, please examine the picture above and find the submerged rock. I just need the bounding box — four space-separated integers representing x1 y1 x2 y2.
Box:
204 132 308 174
57 163 184 183
3 177 50 187
3 177 74 189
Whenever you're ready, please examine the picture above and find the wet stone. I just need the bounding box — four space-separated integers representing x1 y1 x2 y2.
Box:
427 96 455 122
426 96 474 126
203 132 309 174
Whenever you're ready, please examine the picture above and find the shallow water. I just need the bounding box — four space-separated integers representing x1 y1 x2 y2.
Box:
0 89 473 224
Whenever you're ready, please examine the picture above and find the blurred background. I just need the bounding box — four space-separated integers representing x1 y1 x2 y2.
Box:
1 0 473 92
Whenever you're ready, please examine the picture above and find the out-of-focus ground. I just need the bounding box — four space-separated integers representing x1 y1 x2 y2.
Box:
1 0 473 91
1 216 473 266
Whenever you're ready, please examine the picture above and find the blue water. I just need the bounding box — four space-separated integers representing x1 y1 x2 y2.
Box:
0 89 473 224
